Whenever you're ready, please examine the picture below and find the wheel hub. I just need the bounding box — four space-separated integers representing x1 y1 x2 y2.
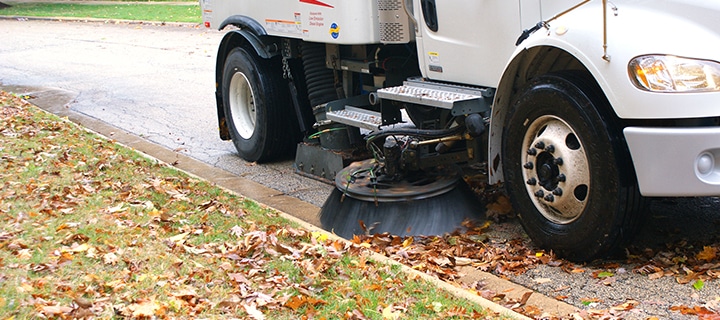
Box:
536 152 560 190
335 159 461 202
521 115 590 224
228 72 256 139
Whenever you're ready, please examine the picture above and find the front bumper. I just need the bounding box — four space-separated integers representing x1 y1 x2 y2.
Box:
625 127 720 197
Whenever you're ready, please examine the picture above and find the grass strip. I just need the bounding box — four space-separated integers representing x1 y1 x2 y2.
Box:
0 91 507 319
0 2 201 23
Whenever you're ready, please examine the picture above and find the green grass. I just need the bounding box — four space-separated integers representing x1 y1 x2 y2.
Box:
0 2 201 23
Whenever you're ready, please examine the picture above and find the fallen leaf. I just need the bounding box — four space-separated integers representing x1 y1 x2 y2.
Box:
593 271 614 278
611 299 639 311
65 243 91 253
697 246 717 262
382 304 403 319
454 257 472 266
103 252 118 265
519 291 533 306
39 305 73 316
402 237 413 248
128 300 163 317
693 279 705 291
73 296 93 309
230 225 244 237
168 232 190 244
648 271 665 280
17 248 32 259
311 230 328 242
243 303 265 320
106 203 126 213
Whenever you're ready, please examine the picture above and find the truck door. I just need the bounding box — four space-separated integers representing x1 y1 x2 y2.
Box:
413 0 525 87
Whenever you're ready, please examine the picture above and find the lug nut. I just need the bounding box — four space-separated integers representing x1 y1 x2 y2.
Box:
526 177 537 185
534 190 544 197
523 162 534 169
557 174 566 182
527 148 537 156
545 145 555 153
553 187 563 196
544 194 555 202
553 158 563 165
534 141 545 149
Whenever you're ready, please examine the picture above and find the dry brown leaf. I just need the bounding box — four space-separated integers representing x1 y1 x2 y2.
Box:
73 296 93 309
168 232 190 244
611 299 639 311
65 243 91 253
382 304 402 319
518 291 533 306
39 305 73 316
128 300 164 317
103 252 118 265
697 246 718 262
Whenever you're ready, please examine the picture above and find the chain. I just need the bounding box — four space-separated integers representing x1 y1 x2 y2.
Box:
282 57 292 80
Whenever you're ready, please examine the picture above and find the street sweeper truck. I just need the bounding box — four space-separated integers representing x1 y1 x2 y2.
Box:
200 0 720 261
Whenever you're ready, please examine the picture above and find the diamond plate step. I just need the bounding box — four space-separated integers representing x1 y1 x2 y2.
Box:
377 84 481 109
326 106 383 131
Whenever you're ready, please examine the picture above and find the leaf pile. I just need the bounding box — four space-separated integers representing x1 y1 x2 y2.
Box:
351 213 720 318
0 91 502 319
351 220 563 318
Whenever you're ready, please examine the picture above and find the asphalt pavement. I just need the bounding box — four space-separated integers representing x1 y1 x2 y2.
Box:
2 17 720 319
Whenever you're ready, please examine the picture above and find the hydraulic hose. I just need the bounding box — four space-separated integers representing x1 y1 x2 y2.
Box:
301 43 338 107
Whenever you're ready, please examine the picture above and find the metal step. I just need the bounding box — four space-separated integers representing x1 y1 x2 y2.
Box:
376 79 492 114
326 106 383 131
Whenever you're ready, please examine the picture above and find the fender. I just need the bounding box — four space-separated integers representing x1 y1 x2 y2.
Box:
218 15 267 36
214 19 280 140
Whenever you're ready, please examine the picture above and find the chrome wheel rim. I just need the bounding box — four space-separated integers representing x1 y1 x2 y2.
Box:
521 115 589 224
228 71 256 139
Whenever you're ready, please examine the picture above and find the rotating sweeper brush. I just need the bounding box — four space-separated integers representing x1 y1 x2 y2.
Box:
319 160 483 238
318 124 485 238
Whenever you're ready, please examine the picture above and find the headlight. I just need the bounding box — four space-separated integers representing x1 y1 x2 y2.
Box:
628 55 720 93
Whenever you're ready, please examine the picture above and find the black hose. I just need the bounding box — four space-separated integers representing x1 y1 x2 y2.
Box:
301 42 338 107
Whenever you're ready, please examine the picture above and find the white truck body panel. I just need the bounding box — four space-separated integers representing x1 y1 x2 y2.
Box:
412 0 523 87
200 0 381 44
625 127 720 196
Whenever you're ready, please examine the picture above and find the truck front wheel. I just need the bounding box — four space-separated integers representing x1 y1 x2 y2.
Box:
502 73 643 261
222 46 294 162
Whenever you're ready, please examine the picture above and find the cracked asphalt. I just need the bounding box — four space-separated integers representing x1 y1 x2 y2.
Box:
2 18 720 319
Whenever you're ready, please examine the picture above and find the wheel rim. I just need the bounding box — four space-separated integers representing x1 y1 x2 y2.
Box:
228 71 256 139
521 115 589 224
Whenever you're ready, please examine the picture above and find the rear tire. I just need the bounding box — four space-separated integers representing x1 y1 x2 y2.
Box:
222 46 296 162
502 72 644 261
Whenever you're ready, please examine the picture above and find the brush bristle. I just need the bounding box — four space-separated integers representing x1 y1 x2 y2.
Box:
320 181 484 238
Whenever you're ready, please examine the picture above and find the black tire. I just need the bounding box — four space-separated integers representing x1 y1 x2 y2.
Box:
222 46 297 162
502 72 644 261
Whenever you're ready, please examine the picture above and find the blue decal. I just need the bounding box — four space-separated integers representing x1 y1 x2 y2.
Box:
329 22 340 39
